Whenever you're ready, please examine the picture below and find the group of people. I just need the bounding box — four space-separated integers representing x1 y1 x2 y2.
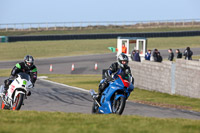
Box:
131 47 193 62
166 47 193 61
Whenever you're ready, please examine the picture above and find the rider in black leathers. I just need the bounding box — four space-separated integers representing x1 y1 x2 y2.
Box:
96 53 134 101
2 55 37 96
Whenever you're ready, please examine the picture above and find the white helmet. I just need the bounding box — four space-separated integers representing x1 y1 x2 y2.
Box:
118 53 129 68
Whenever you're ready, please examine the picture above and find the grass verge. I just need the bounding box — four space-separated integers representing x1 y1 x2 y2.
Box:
0 110 200 133
0 36 200 61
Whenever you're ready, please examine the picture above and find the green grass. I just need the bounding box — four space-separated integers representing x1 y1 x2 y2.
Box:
0 110 200 133
1 26 200 36
0 39 115 61
0 36 200 61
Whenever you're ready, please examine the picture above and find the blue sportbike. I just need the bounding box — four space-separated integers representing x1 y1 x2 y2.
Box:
90 73 134 115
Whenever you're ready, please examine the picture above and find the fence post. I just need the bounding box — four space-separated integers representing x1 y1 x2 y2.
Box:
6 24 8 31
79 22 82 30
14 24 16 31
46 23 48 30
174 20 176 27
63 23 65 30
171 63 176 94
29 24 31 31
70 22 72 30
22 24 25 31
38 24 40 30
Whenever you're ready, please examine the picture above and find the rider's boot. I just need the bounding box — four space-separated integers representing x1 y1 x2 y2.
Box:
95 80 109 103
1 87 8 97
94 93 101 103
2 79 12 96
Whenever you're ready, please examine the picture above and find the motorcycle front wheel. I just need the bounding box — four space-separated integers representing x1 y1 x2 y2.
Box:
112 96 126 115
91 101 99 114
12 93 24 110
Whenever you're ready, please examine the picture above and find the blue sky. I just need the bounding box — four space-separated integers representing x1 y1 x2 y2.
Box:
0 0 200 23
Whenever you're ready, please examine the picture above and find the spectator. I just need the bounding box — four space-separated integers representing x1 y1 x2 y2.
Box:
176 49 182 58
145 49 151 61
153 49 162 62
131 50 136 61
183 47 193 60
134 50 141 62
122 44 127 54
168 48 174 61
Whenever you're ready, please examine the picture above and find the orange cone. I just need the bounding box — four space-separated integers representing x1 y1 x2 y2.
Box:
71 64 75 71
49 64 53 72
94 63 98 70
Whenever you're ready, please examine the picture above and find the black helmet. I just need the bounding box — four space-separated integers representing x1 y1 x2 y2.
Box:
24 55 34 69
117 53 129 68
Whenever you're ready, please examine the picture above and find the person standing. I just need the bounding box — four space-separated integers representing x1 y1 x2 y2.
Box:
131 50 136 61
153 49 162 62
183 47 193 60
134 50 141 62
122 44 127 54
168 48 174 61
176 49 182 59
145 49 151 61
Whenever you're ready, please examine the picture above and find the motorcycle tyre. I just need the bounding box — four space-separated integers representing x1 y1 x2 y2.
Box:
91 101 99 114
12 93 24 110
112 96 126 115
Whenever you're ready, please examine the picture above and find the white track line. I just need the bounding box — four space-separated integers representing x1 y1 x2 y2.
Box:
38 78 90 93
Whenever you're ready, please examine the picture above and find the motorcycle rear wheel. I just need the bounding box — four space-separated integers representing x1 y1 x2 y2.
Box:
12 93 24 110
112 96 126 115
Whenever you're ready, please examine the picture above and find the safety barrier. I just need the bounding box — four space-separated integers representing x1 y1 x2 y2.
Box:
0 36 8 42
7 30 200 42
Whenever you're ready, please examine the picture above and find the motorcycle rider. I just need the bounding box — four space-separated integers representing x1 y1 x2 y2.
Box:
95 53 134 102
2 55 37 96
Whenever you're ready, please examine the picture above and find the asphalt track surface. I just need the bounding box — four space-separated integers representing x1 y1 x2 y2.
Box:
0 48 200 119
0 77 200 120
